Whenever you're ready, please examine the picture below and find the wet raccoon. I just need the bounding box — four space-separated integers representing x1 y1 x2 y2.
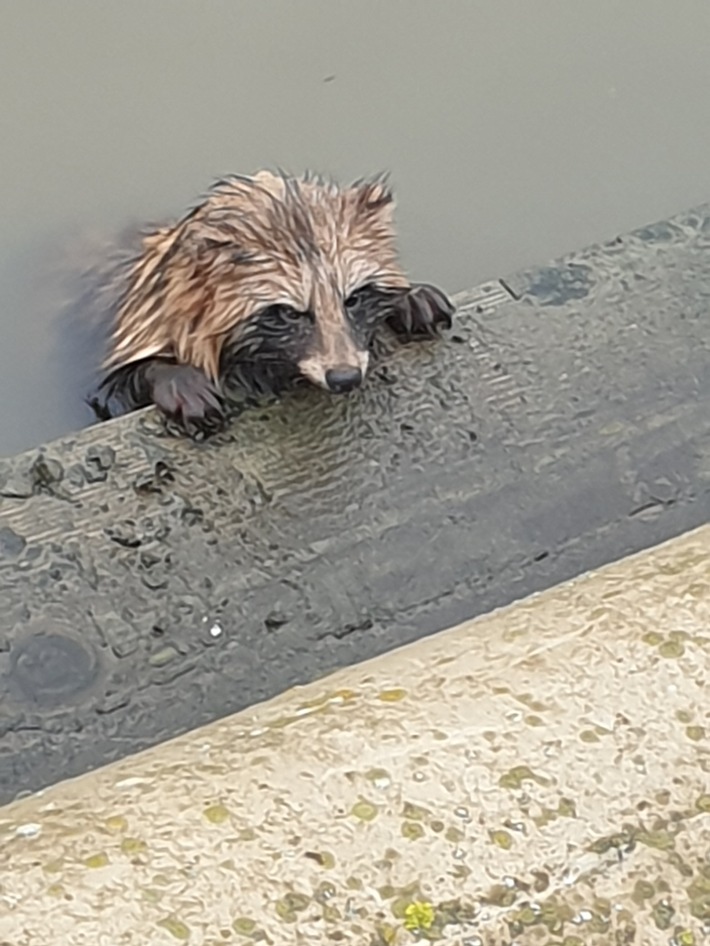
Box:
91 170 454 437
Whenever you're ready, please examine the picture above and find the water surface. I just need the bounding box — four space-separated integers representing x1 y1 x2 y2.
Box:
2 0 710 454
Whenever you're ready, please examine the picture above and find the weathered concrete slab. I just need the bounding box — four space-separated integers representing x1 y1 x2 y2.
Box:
1 204 710 802
1 526 709 945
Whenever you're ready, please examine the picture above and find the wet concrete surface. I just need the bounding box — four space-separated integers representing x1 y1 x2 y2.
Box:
1 525 709 945
4 0 710 454
1 204 710 803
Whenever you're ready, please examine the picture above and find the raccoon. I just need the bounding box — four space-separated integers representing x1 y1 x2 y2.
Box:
90 170 454 437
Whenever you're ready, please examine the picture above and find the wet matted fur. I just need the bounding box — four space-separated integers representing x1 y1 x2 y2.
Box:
89 170 455 437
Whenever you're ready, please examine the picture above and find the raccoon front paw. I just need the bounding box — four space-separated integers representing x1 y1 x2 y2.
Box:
147 363 227 439
386 283 455 341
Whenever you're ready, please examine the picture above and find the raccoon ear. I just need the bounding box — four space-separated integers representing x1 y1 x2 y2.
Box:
351 177 396 219
251 169 288 200
351 178 394 229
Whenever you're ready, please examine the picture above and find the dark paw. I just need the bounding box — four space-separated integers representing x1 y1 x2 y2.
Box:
86 395 114 422
148 363 227 439
386 283 455 341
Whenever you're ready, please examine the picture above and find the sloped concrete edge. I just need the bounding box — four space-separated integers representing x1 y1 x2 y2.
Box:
1 525 710 945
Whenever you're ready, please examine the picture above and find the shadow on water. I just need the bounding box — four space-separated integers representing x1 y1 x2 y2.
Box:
10 225 132 448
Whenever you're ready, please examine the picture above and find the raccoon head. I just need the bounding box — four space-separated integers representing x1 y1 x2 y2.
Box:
215 171 410 396
104 171 410 397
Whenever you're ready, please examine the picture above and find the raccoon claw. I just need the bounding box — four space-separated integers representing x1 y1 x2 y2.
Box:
87 395 114 423
387 282 455 340
148 363 227 438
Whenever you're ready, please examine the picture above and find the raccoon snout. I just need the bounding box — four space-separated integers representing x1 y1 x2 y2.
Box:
324 365 363 394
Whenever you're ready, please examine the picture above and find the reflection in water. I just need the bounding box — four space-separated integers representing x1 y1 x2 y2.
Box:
1 0 710 454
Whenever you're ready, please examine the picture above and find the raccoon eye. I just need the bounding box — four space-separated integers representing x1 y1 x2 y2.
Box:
280 305 313 324
344 284 371 311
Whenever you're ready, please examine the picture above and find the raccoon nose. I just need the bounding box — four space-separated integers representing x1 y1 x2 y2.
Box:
324 365 363 394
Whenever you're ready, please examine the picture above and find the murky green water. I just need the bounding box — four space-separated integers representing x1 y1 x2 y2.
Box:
1 0 710 454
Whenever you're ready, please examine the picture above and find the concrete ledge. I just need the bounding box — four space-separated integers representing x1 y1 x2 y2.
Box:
2 526 709 944
2 202 710 803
